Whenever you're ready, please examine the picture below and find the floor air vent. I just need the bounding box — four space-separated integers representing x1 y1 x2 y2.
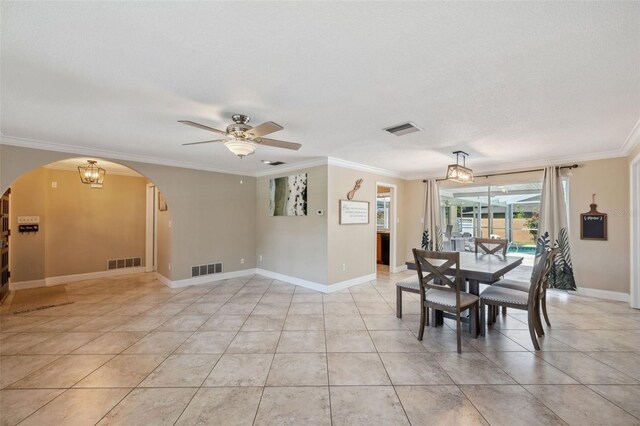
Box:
191 262 223 277
107 257 142 270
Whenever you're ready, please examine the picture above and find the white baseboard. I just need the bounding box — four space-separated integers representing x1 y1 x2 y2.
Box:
325 273 377 293
45 267 147 286
570 287 630 303
9 279 47 291
391 265 408 273
154 272 172 288
165 268 375 294
168 268 258 289
9 267 147 291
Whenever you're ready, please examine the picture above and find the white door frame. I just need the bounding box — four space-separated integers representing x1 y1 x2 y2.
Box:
145 183 156 273
376 182 398 274
630 153 640 309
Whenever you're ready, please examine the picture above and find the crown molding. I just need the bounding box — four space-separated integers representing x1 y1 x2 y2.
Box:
622 117 640 155
326 157 404 179
404 147 633 181
0 134 251 177
3 131 637 182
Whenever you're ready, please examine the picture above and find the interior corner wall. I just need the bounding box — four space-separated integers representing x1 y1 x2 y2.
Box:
256 165 328 284
9 168 47 282
404 179 426 263
45 169 147 277
127 163 257 281
1 143 256 283
568 157 630 294
326 165 407 285
156 193 172 280
9 167 147 281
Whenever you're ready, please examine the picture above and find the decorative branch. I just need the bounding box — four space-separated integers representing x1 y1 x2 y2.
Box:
347 178 363 200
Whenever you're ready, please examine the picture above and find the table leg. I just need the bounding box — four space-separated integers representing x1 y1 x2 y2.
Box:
468 279 480 337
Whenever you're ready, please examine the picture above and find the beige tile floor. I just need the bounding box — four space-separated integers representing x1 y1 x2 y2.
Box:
1 269 640 426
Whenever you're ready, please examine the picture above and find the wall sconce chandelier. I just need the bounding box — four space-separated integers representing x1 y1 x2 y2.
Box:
446 151 474 183
78 160 106 188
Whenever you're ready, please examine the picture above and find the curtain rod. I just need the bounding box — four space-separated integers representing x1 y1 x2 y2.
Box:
424 164 579 183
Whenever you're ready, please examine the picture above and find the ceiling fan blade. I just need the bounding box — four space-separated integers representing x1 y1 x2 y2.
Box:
182 139 227 146
246 121 283 138
255 137 302 151
178 120 227 135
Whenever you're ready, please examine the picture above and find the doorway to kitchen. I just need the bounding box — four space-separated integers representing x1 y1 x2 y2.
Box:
375 182 397 278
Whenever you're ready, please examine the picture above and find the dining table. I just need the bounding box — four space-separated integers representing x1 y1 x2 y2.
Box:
407 251 524 336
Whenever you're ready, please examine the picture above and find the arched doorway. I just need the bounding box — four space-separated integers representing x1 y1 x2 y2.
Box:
0 157 172 309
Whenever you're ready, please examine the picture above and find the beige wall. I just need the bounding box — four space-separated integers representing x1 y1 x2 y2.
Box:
404 179 426 263
327 165 407 284
156 190 172 280
567 158 630 294
256 165 328 284
9 168 47 282
9 167 147 281
1 144 256 282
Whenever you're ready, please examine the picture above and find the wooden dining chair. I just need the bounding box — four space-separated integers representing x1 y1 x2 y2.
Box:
479 249 552 350
395 278 420 318
474 238 508 256
492 248 559 329
413 249 479 354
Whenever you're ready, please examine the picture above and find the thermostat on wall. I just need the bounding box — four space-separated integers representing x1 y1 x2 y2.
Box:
317 210 325 216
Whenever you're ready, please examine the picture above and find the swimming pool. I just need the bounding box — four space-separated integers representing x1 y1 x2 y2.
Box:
508 245 537 254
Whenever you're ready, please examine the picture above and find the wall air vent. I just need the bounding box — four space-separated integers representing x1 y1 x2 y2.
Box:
383 122 422 136
191 262 224 277
261 160 286 166
107 257 143 270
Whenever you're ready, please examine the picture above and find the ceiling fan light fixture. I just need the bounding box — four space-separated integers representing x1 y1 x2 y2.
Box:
446 151 474 183
225 138 256 158
78 160 106 185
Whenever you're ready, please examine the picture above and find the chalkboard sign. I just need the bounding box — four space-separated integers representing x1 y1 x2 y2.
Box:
580 202 607 241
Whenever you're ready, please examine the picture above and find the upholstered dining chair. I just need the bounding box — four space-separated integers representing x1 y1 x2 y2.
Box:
479 249 553 350
492 248 559 329
474 237 508 256
395 277 420 318
413 249 479 354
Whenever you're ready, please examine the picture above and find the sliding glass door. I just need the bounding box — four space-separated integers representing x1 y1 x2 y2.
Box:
440 181 542 253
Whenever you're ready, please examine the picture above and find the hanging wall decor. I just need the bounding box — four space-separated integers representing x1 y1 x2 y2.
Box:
346 178 363 200
269 173 307 216
580 194 607 240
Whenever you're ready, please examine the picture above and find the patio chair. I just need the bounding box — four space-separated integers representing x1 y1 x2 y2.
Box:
492 248 559 328
474 237 508 255
479 249 555 350
413 249 479 354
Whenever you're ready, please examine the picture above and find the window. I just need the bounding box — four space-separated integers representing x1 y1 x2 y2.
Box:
377 194 391 229
439 182 542 253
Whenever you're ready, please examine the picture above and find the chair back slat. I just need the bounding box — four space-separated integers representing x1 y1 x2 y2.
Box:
412 249 462 312
474 238 508 256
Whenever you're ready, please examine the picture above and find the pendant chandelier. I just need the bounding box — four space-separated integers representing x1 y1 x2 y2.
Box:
446 151 474 183
78 160 106 187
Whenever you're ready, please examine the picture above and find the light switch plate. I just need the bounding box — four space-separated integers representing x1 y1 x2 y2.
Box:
17 216 40 224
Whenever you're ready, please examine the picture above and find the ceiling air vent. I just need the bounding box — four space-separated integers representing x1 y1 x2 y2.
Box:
383 122 422 136
262 160 286 166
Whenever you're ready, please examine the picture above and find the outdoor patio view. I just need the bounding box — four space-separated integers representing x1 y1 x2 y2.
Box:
439 182 543 255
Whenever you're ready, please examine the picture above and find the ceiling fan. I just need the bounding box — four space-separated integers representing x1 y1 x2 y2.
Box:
179 114 301 158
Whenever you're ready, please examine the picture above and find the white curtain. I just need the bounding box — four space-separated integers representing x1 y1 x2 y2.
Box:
423 179 443 251
538 166 576 290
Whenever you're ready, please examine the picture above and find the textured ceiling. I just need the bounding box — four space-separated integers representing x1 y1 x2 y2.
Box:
2 1 639 178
